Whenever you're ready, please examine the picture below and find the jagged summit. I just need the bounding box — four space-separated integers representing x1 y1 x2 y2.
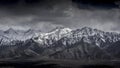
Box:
51 26 72 33
4 28 17 34
43 26 72 38
80 27 103 32
33 26 72 44
72 27 103 36
49 26 69 32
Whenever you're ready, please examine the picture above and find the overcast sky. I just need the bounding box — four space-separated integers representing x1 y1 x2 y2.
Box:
0 0 120 32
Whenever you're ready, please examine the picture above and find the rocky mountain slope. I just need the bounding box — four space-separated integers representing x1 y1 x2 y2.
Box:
0 27 120 60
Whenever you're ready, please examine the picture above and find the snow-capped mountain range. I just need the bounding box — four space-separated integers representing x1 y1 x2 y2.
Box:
0 27 120 60
33 27 120 48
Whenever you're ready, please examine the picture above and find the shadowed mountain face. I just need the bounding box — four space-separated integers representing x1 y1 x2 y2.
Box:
0 27 119 60
106 41 120 59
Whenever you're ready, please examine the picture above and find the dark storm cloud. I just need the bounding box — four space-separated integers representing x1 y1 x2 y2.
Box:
72 0 120 9
0 0 119 32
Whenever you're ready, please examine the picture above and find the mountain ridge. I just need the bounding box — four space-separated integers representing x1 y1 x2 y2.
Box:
0 27 119 60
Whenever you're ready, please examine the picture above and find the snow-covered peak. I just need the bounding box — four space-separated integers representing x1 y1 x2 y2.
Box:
33 27 72 45
4 28 17 34
82 27 102 34
35 27 72 37
49 27 72 34
62 27 120 47
0 28 41 41
50 26 72 32
71 27 105 37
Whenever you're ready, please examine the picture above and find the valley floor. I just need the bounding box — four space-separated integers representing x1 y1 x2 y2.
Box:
0 58 119 68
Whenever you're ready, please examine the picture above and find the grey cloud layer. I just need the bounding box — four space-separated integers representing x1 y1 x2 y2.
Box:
0 0 119 32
